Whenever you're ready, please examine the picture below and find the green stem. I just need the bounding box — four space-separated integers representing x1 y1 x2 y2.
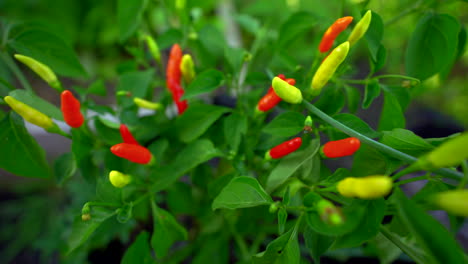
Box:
457 161 468 189
0 52 34 93
394 174 431 187
384 0 425 26
342 79 369 84
227 216 250 261
391 166 418 180
373 74 420 85
302 100 463 180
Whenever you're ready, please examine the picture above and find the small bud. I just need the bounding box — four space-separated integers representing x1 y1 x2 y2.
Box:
82 213 91 221
109 170 132 188
316 199 344 226
304 116 313 132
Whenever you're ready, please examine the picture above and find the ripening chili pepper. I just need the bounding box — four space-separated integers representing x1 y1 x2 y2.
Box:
271 77 303 104
414 133 468 170
180 54 195 84
433 190 468 217
109 170 132 188
304 115 313 132
119 124 139 145
61 90 84 128
319 16 354 53
321 137 360 158
347 10 372 46
266 137 302 159
166 44 183 93
257 78 296 112
145 35 161 63
4 96 56 130
133 97 163 110
311 41 350 95
14 54 62 91
316 199 344 226
337 175 393 199
110 143 153 164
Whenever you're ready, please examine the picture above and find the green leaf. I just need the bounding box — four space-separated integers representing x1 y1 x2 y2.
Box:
262 111 305 137
10 29 87 78
362 80 380 109
96 176 121 203
148 138 169 164
175 104 231 143
152 139 222 192
344 85 361 113
365 11 384 61
266 139 320 193
392 188 465 264
212 176 273 210
118 0 147 42
0 113 50 178
94 117 121 146
116 69 154 109
306 200 366 236
198 25 226 57
71 129 97 183
54 152 76 185
151 203 187 258
371 44 387 72
332 199 386 248
333 113 380 138
351 145 388 177
223 112 248 153
66 207 116 255
277 12 316 48
314 85 345 115
278 208 287 234
252 227 300 264
9 90 63 121
378 90 405 131
381 128 434 156
224 46 247 74
371 232 402 264
121 231 154 264
304 226 335 263
88 79 107 96
182 69 224 100
235 14 261 34
405 13 460 80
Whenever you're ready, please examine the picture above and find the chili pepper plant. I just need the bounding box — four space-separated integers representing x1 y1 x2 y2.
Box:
0 0 467 263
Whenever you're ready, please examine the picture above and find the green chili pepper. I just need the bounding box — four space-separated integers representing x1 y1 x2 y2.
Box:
433 190 468 217
415 133 468 170
144 35 161 63
133 97 163 110
180 54 196 84
347 10 372 46
310 41 350 95
271 76 303 104
14 54 62 91
4 96 59 132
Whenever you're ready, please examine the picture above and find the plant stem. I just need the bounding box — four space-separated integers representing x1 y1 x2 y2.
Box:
0 52 34 93
302 100 463 181
457 161 468 189
385 0 425 26
342 79 368 84
373 74 420 85
394 174 431 187
227 216 250 261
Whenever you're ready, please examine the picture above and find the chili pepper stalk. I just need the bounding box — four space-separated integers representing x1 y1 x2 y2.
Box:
311 41 350 95
14 54 62 92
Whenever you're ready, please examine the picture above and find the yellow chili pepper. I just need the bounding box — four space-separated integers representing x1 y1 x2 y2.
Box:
109 170 132 188
144 35 161 63
133 97 163 110
415 133 468 170
4 96 56 130
271 76 303 104
180 54 196 84
347 10 372 46
14 54 62 91
310 41 350 95
337 175 393 199
433 190 468 217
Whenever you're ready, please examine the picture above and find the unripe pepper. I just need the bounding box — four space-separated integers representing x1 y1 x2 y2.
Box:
257 77 296 112
119 124 139 145
414 133 468 170
109 170 132 188
304 115 313 132
14 54 62 91
4 96 55 130
311 41 350 95
271 77 303 104
433 190 468 216
266 137 302 159
316 199 344 226
145 35 161 63
61 90 84 128
110 143 153 164
321 137 360 158
347 10 372 46
319 16 354 53
180 54 195 84
133 97 163 110
337 175 393 199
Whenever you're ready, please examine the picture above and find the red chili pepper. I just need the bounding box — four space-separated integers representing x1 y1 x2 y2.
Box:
321 137 361 158
258 76 296 112
166 44 182 93
61 90 84 128
266 137 302 159
110 143 153 164
319 16 353 53
119 124 139 145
